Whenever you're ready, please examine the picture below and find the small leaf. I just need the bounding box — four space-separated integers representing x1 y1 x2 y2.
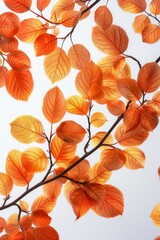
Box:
91 112 107 127
150 0 160 15
91 131 113 149
0 12 20 38
31 210 51 227
68 159 90 182
19 215 32 231
132 14 151 33
31 194 56 213
90 162 112 184
94 5 113 30
19 200 29 212
107 100 126 116
123 147 145 169
0 172 13 196
37 0 51 11
117 0 147 13
123 108 140 131
150 203 160 227
7 50 31 71
139 105 159 131
34 33 57 56
142 23 160 44
4 0 32 13
101 78 121 102
61 10 80 27
66 95 89 115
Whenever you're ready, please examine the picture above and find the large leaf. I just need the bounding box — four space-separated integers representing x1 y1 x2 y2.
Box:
0 172 13 196
66 95 89 115
19 215 32 231
123 108 140 131
142 23 160 44
33 226 59 240
107 100 126 116
3 0 32 13
31 210 51 227
31 194 56 213
123 147 145 169
7 50 31 71
94 5 113 30
34 33 57 56
139 105 159 131
117 0 147 13
101 78 121 102
0 12 20 38
132 14 150 33
0 37 18 53
68 159 90 182
90 162 112 184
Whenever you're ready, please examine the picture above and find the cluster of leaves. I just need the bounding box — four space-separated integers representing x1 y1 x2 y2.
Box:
0 0 160 239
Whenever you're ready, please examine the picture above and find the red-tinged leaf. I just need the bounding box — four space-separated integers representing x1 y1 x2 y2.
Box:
92 25 129 55
31 194 56 213
56 120 86 144
68 44 90 70
66 95 89 115
42 86 66 124
19 216 32 231
33 226 59 240
61 10 80 27
123 147 145 169
132 14 151 33
0 172 13 196
115 124 149 146
137 62 160 93
123 108 140 131
107 100 126 116
10 115 45 144
68 159 90 182
139 105 159 131
19 200 29 212
16 18 47 43
34 33 57 56
91 112 107 128
5 214 19 234
142 23 160 43
101 148 126 171
117 0 147 13
150 203 160 227
91 131 113 150
75 61 102 99
21 147 48 172
7 50 31 71
92 184 124 217
94 5 113 30
50 135 76 165
37 0 51 11
31 210 51 227
101 78 121 102
44 47 71 83
0 217 6 233
0 12 20 38
43 175 62 201
5 69 33 101
6 150 34 186
0 37 18 52
117 78 142 101
90 162 112 184
151 91 160 115
155 237 160 240
0 66 8 87
4 0 32 13
150 0 160 15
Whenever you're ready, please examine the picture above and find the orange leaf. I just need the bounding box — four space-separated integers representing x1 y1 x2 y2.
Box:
150 0 160 15
66 95 89 115
150 203 160 227
4 0 32 13
90 162 112 184
107 100 126 116
0 217 6 233
44 47 71 83
91 131 113 149
31 194 56 213
19 200 29 212
79 6 90 20
43 175 62 201
37 0 51 11
139 105 159 131
61 10 80 27
7 50 31 71
6 150 34 186
117 0 147 13
19 215 32 231
115 124 149 146
0 37 18 52
0 66 8 87
5 69 33 101
92 184 124 217
137 62 160 93
101 148 126 171
5 214 19 234
10 115 45 144
21 147 48 172
0 172 13 196
151 91 160 115
123 108 140 131
92 25 129 55
101 78 121 102
132 14 151 33
75 61 102 99
68 159 90 182
94 5 113 30
68 44 90 70
123 147 145 169
42 86 66 124
142 23 160 43
16 18 47 43
91 112 107 127
155 237 160 240
56 120 86 144
33 226 59 240
117 78 142 101
31 210 51 227
0 12 20 38
34 33 57 56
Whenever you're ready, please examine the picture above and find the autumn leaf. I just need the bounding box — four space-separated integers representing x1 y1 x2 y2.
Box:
31 194 56 213
0 66 8 87
68 159 90 182
34 33 57 56
117 0 147 13
44 47 71 83
139 105 159 131
66 95 89 115
142 23 160 44
56 120 86 144
107 100 126 116
150 0 160 15
123 108 140 132
43 175 62 201
5 213 19 234
19 215 32 231
91 131 113 149
94 5 113 30
91 112 107 127
0 37 18 53
0 12 20 38
0 217 6 233
31 210 51 227
101 78 121 102
32 226 59 240
7 50 31 71
123 147 145 169
3 0 32 13
150 203 160 227
10 115 45 144
19 200 29 212
0 172 13 196
132 14 151 33
151 91 160 115
42 86 66 124
37 0 51 11
61 10 80 27
90 162 112 184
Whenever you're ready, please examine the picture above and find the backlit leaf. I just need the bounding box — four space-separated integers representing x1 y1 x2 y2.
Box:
56 120 86 144
66 95 89 115
37 0 51 11
31 194 56 213
7 50 31 71
150 203 160 227
19 200 29 212
43 175 62 201
0 12 20 38
150 0 160 15
0 217 6 233
90 162 112 184
107 100 126 116
117 0 147 13
61 10 80 27
34 33 57 56
33 226 59 240
132 14 150 33
101 78 121 102
42 86 66 123
94 5 113 30
3 0 32 13
68 44 90 70
5 69 33 101
19 215 32 231
6 150 34 186
92 25 129 55
0 66 8 87
5 213 19 234
0 172 13 196
10 115 45 144
0 37 18 52
91 112 107 127
123 147 145 169
139 105 159 131
142 23 160 43
123 108 140 132
68 159 90 182
31 210 51 227
137 62 160 93
91 131 113 149
44 47 71 83
151 91 160 115
21 147 48 172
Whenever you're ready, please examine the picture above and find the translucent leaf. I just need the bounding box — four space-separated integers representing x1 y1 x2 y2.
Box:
61 10 80 27
68 159 90 182
101 78 121 102
42 86 66 124
150 203 160 227
117 0 147 13
0 217 6 233
91 112 107 127
34 33 57 56
7 50 31 71
68 44 90 70
5 213 19 234
19 215 32 231
0 172 13 196
107 100 126 116
31 194 56 213
90 162 112 184
123 147 145 169
0 12 20 38
95 5 113 30
3 0 32 13
139 105 159 131
6 150 34 186
31 210 51 227
150 0 160 15
56 120 86 144
151 91 160 115
0 66 8 87
137 62 160 93
10 115 45 144
0 37 18 52
21 147 48 172
91 131 113 149
92 25 129 55
19 200 29 212
132 14 151 33
123 108 140 131
44 47 71 83
43 175 62 201
66 95 89 115
142 23 160 44
5 69 33 101
33 226 59 240
79 5 90 20
37 0 51 11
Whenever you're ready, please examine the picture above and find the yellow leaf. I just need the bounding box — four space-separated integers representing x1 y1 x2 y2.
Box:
66 95 89 115
150 203 160 227
0 172 13 196
90 162 112 184
91 131 113 150
91 112 107 127
123 147 145 169
132 14 151 33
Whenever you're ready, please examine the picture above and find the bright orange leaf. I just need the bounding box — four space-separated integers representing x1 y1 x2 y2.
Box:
94 5 113 30
107 100 126 116
19 215 32 231
123 108 140 131
43 175 62 201
32 226 59 240
132 14 151 33
19 200 29 212
5 213 19 234
151 91 160 115
0 37 18 52
123 147 145 169
91 131 113 149
31 194 56 214
4 0 32 13
61 10 80 27
150 0 160 15
90 162 112 184
117 0 147 13
0 12 20 38
0 217 6 233
68 159 90 182
139 105 159 131
66 95 89 115
37 0 51 11
101 78 121 102
0 66 8 87
7 50 31 71
91 112 107 127
0 172 13 196
31 210 51 227
150 203 160 227
142 23 160 43
34 33 57 56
